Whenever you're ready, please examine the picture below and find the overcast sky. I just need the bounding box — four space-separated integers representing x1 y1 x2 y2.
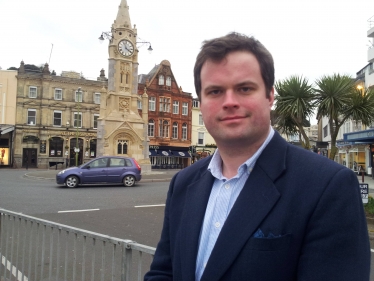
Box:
1 0 374 102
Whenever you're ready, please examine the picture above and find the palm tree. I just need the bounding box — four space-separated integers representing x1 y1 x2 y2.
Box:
315 74 374 160
274 75 316 149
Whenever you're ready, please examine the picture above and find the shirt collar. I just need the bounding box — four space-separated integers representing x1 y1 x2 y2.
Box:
208 126 274 180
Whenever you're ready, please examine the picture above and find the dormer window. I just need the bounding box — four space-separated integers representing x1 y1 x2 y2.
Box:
159 75 164 85
166 76 172 86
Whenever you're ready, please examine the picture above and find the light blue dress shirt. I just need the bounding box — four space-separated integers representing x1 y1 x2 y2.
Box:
195 127 274 281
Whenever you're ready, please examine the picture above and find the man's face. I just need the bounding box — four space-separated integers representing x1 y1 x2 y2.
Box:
200 51 274 148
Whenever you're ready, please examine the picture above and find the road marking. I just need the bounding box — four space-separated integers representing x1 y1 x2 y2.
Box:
134 204 165 208
1 254 29 281
58 208 100 213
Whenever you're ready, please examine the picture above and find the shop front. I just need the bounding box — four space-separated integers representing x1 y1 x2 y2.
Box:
0 125 14 167
342 129 374 176
149 145 191 169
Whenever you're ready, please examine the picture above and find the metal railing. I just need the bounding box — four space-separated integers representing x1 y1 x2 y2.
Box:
0 208 156 281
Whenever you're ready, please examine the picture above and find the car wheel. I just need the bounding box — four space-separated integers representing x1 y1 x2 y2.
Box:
65 175 79 188
123 175 135 187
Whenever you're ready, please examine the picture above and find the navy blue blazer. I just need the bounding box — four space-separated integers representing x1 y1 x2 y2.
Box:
145 132 370 281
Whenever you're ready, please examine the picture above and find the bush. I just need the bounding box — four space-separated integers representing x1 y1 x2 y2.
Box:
364 196 374 215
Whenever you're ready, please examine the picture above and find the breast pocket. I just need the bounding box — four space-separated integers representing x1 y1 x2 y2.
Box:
232 234 294 280
248 233 292 251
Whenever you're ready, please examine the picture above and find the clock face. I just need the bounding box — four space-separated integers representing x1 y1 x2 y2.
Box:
118 40 134 57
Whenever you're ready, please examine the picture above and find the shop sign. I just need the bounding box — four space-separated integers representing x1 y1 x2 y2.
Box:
40 140 46 153
60 132 97 137
360 183 368 204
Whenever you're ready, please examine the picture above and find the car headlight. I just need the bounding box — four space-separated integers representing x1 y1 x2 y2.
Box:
58 170 66 175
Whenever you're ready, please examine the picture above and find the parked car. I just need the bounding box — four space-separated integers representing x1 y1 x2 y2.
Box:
56 156 142 188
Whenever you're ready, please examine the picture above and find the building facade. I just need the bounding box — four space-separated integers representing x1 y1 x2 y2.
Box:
138 60 193 169
191 98 216 162
0 70 17 167
14 62 106 169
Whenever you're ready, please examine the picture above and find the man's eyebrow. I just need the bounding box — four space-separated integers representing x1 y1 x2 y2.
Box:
236 81 258 87
203 85 222 92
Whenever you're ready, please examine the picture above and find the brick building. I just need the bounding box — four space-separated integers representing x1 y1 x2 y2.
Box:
138 60 193 169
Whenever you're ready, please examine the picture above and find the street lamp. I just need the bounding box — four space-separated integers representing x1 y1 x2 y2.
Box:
75 87 82 166
98 31 153 53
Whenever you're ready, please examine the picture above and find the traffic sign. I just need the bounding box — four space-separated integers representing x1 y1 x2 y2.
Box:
359 183 368 204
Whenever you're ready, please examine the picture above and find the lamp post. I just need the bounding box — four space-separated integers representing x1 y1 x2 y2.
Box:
98 31 153 53
75 87 82 166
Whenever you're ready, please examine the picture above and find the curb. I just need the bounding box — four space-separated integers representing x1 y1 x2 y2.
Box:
23 173 172 183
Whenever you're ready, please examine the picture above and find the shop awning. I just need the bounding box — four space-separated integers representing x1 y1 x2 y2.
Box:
149 150 158 157
0 125 15 135
171 151 191 158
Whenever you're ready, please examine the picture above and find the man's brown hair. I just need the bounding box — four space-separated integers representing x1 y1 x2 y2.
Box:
193 32 274 101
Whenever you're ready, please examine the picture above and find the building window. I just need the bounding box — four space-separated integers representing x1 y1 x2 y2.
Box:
29 87 37 98
75 90 83 102
73 112 82 128
182 123 187 140
27 109 36 125
182 102 188 115
53 111 62 126
345 122 350 133
93 114 99 129
148 119 155 137
54 88 62 100
49 137 63 157
149 97 156 111
199 114 204 125
137 99 142 109
159 97 170 112
198 132 204 145
172 122 178 139
159 120 169 137
323 125 328 138
173 101 179 114
193 100 199 108
117 140 128 154
94 93 100 104
166 76 172 86
158 75 164 85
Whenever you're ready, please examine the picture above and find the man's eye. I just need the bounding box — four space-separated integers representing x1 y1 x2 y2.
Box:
240 87 251 92
209 90 221 95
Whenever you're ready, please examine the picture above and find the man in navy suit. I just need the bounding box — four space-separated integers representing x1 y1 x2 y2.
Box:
144 32 370 281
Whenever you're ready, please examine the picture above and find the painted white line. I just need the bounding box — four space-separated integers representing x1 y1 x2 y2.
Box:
1 254 29 281
58 208 100 213
134 204 165 208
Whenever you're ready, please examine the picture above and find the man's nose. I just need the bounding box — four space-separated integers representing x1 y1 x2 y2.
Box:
222 90 239 109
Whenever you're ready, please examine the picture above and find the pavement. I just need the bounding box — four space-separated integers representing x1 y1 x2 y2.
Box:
21 168 374 240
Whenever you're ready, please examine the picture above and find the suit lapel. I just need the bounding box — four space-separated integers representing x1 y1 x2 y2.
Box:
201 132 288 281
179 168 215 281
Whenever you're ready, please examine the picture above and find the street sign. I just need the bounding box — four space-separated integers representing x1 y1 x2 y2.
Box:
359 183 369 204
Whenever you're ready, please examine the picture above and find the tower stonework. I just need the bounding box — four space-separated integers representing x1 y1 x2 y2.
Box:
97 0 151 172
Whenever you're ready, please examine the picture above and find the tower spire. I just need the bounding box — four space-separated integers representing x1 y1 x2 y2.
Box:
115 0 131 28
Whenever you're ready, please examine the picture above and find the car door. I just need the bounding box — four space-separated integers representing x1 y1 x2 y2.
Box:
80 158 109 183
106 157 127 183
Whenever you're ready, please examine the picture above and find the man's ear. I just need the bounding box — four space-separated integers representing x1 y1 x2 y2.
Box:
268 87 275 108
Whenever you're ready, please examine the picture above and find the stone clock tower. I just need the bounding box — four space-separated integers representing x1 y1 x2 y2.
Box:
97 0 151 172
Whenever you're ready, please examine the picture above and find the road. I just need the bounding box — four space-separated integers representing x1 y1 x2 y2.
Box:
1 168 374 280
0 169 168 247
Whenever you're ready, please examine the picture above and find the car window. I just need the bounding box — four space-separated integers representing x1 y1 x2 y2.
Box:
109 158 125 167
89 158 108 168
125 159 133 167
